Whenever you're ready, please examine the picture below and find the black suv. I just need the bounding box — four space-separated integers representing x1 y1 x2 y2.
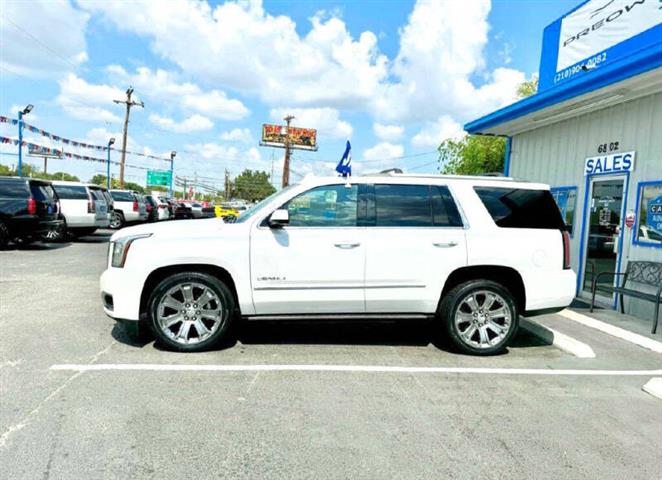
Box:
0 176 63 248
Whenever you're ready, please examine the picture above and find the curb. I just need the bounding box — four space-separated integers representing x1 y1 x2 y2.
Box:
520 318 596 358
642 378 662 401
558 309 662 354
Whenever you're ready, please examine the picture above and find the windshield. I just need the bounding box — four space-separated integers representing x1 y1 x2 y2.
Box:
235 185 297 223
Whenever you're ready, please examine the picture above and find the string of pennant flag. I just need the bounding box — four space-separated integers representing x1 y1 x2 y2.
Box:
0 135 149 170
0 116 169 162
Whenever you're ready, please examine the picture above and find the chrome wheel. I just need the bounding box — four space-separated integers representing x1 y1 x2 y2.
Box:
454 290 512 349
156 281 225 345
110 212 123 229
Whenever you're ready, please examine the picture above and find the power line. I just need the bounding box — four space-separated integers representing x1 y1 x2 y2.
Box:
4 17 80 70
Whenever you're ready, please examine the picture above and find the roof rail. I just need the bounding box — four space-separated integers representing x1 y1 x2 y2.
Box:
362 170 515 181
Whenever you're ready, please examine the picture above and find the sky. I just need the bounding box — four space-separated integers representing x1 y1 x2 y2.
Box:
0 0 578 191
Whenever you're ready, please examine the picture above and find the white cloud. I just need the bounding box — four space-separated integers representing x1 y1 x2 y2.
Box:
373 123 404 141
106 65 250 120
411 115 465 149
269 108 352 139
81 0 388 109
56 74 124 123
373 0 524 123
220 128 252 143
149 113 213 133
362 142 404 161
1 0 89 77
181 90 249 121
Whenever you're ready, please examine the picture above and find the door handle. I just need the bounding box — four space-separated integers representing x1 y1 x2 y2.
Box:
334 242 361 249
433 241 458 248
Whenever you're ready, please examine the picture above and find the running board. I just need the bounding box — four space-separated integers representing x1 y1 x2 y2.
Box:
243 313 435 321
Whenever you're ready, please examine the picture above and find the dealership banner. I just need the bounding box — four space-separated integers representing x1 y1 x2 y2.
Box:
538 0 662 90
261 124 317 150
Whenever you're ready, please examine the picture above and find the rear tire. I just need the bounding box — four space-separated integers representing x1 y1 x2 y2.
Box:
110 211 124 229
439 280 519 356
148 272 235 352
0 220 9 249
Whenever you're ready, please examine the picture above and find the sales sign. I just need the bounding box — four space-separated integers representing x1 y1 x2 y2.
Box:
648 195 662 234
261 124 318 151
584 151 635 175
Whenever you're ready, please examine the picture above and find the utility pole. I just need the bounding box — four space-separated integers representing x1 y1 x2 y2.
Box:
224 169 230 201
282 114 294 188
113 86 144 188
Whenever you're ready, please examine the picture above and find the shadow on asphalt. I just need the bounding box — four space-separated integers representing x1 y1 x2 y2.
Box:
112 317 550 355
3 242 72 251
74 233 112 244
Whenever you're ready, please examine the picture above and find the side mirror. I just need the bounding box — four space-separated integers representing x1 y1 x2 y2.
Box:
268 208 289 228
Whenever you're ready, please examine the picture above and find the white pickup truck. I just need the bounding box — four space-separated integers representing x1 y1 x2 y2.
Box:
100 173 576 355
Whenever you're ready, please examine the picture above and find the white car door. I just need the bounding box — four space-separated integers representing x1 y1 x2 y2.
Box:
250 183 366 315
364 183 467 313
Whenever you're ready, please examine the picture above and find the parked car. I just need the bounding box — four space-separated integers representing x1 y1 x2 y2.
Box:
189 202 214 219
143 195 159 222
153 196 171 221
101 173 576 354
109 190 148 229
173 202 193 220
51 181 110 237
214 203 239 220
0 176 62 248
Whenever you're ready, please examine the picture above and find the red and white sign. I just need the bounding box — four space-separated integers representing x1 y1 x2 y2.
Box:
625 210 636 229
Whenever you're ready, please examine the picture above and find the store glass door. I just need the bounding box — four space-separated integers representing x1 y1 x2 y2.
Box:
582 177 626 297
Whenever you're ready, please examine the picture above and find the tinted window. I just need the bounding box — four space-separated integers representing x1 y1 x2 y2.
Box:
284 184 358 227
376 184 431 226
111 191 135 202
30 183 55 202
474 187 565 229
432 186 463 227
0 178 28 198
54 185 88 200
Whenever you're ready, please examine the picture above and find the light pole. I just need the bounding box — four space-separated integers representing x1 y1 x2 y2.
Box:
17 104 33 177
169 151 176 198
107 137 116 189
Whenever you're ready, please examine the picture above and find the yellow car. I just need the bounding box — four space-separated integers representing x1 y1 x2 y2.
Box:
214 203 239 219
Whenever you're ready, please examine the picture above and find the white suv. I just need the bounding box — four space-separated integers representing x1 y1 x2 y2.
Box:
109 190 148 229
100 174 576 355
51 181 110 236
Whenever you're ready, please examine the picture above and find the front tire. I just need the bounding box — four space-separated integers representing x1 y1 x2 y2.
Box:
148 272 235 352
439 280 519 356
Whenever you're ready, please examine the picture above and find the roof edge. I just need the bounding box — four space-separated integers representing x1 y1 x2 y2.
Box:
465 45 662 135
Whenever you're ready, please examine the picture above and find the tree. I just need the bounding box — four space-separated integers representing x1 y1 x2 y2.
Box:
0 162 79 181
438 77 539 175
230 169 275 202
516 75 538 99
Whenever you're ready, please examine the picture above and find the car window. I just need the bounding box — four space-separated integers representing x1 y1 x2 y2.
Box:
284 184 358 227
30 183 56 202
432 186 463 227
235 185 297 224
0 178 28 198
90 189 106 201
110 191 134 202
375 184 431 227
474 187 565 229
53 184 88 200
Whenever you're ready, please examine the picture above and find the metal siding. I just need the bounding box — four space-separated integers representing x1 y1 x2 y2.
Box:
510 91 662 320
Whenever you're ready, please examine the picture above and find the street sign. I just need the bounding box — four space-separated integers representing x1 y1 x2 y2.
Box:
146 170 172 187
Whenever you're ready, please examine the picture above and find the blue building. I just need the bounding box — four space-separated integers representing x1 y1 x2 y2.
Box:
466 0 662 317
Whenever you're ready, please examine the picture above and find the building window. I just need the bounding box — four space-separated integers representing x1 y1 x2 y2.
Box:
550 186 577 235
633 181 662 247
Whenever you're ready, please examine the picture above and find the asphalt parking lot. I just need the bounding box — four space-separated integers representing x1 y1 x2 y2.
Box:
1 230 661 479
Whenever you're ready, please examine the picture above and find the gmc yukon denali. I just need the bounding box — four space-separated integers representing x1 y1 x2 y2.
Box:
100 173 576 355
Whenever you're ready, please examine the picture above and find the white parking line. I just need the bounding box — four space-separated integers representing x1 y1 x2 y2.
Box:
50 364 662 376
520 318 596 358
642 378 662 401
558 309 662 354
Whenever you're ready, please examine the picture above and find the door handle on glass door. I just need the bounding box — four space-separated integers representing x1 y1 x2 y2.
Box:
334 243 361 249
433 241 458 248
